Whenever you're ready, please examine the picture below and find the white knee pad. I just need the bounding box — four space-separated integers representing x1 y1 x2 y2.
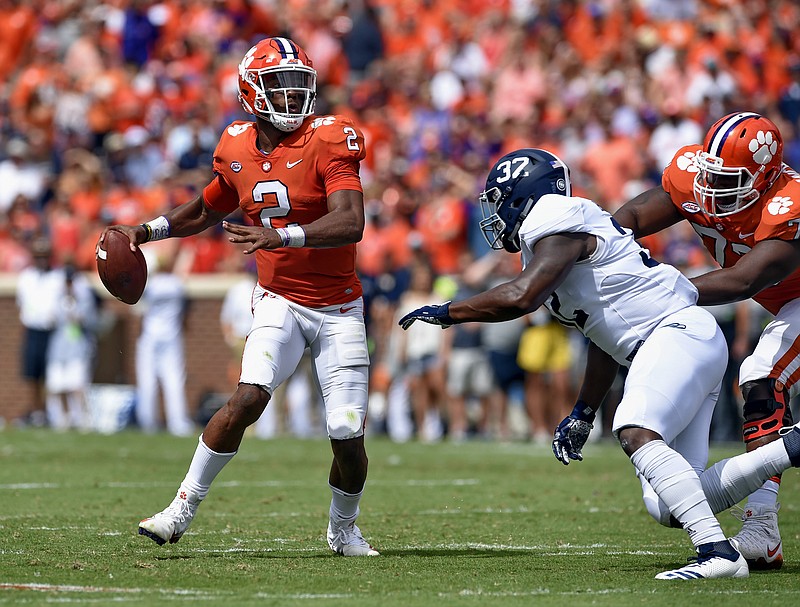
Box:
327 405 365 440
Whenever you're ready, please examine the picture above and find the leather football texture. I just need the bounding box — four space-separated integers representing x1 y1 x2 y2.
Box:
96 230 147 305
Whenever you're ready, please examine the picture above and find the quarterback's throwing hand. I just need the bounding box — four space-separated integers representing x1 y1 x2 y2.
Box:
552 402 596 465
398 302 454 330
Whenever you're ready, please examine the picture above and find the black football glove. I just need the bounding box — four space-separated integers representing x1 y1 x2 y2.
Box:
552 402 596 465
398 302 454 330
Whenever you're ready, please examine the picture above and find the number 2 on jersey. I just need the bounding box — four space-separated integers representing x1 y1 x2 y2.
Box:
343 126 360 152
252 180 290 227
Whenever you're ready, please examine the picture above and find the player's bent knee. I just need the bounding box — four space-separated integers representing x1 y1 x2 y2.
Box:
327 406 364 440
228 383 270 423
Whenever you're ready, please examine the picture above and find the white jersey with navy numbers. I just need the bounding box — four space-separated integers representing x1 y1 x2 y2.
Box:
519 194 699 366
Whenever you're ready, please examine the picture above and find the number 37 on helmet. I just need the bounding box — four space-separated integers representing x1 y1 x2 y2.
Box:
479 148 572 253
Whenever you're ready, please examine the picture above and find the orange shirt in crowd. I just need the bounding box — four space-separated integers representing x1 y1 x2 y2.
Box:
416 194 466 276
581 135 643 209
0 3 37 81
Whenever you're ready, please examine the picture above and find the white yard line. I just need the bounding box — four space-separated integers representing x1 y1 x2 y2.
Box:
0 479 479 490
3 581 793 601
0 582 351 601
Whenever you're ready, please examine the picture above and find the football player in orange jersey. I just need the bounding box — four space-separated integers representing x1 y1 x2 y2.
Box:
614 111 800 570
97 37 378 556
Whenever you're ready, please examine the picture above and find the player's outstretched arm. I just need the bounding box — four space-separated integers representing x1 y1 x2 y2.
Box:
449 233 588 324
166 194 232 238
692 239 800 305
98 194 229 251
613 185 682 238
399 233 588 331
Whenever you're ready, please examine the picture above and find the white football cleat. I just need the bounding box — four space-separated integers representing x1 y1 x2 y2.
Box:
327 520 379 557
730 503 783 570
138 489 201 546
655 540 749 580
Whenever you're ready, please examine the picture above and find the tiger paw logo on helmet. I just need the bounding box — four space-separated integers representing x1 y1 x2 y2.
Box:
750 131 779 166
676 151 699 173
767 196 793 216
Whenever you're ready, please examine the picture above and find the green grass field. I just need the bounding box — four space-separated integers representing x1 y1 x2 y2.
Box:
1 429 798 606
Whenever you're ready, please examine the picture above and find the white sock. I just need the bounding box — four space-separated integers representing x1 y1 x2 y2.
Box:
180 435 236 501
329 483 362 524
46 394 68 430
746 480 780 507
700 441 789 513
66 392 87 429
630 440 725 546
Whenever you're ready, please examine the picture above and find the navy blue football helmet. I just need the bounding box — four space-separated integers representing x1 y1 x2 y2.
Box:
478 148 572 253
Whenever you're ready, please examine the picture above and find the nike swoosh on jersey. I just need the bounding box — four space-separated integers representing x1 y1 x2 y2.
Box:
339 305 357 313
286 159 304 168
738 231 755 239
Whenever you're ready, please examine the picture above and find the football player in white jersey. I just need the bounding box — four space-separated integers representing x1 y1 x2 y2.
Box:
614 112 800 570
399 148 800 580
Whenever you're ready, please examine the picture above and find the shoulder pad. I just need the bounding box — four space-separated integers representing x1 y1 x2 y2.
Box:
307 115 366 163
760 176 800 234
214 121 254 156
662 144 701 198
223 121 255 138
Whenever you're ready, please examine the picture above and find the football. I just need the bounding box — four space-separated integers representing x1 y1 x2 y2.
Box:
96 230 147 305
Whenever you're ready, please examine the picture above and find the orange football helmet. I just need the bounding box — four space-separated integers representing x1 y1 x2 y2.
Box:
238 37 316 132
693 112 784 217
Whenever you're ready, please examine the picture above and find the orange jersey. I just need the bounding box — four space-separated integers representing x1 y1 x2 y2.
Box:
203 115 366 307
663 145 800 315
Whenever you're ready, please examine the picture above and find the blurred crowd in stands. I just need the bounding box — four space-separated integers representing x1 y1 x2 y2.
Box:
3 0 800 440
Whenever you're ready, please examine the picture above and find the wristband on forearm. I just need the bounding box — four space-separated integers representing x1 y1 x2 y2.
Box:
140 216 171 242
440 301 455 325
276 225 306 248
571 400 596 423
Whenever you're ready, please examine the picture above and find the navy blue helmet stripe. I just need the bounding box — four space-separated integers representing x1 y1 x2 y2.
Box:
273 37 298 59
707 112 759 157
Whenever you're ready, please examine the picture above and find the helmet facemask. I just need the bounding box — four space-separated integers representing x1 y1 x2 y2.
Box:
693 151 761 217
478 186 536 253
239 64 316 133
478 187 507 250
